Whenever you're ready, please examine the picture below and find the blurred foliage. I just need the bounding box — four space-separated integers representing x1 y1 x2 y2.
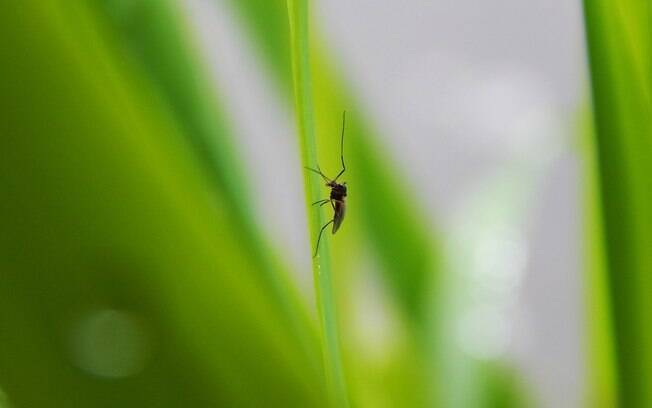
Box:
2 0 644 407
584 0 652 406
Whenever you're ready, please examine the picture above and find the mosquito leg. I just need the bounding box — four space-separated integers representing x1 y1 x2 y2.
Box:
313 219 334 258
312 199 330 206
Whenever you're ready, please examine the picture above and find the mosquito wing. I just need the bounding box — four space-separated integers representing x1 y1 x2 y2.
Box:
332 200 346 234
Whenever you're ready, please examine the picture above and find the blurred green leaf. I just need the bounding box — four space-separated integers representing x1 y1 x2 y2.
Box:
92 0 251 214
584 0 652 406
84 0 321 372
0 1 325 406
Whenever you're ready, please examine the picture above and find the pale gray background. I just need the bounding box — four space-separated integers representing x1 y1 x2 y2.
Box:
183 1 587 406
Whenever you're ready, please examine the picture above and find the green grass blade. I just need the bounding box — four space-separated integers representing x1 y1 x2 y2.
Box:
286 1 350 406
583 0 652 405
0 1 325 406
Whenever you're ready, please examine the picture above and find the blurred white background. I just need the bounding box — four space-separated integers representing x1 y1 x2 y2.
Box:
183 1 587 406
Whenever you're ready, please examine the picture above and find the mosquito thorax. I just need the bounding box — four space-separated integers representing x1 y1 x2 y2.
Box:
330 182 347 200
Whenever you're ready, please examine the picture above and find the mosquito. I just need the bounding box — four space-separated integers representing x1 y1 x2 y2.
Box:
305 111 348 258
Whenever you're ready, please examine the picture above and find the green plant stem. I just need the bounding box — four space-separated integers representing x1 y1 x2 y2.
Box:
286 0 349 406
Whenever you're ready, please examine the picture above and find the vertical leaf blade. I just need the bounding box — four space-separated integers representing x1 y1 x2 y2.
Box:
286 0 350 406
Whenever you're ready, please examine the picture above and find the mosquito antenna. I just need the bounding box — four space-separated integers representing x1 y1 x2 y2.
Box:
334 110 346 181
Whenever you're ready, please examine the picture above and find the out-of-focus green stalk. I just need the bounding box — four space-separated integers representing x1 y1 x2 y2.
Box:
583 0 652 406
286 1 349 406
